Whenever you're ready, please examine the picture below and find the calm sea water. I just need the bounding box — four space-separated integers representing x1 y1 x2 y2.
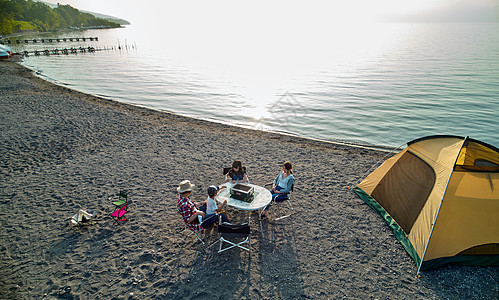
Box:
11 22 499 149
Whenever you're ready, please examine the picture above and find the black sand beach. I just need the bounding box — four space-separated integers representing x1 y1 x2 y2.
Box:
0 60 497 299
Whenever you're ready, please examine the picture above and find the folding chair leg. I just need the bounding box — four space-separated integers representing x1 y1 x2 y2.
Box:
184 225 205 244
207 240 219 249
194 232 205 245
218 237 250 253
219 239 224 253
272 199 294 221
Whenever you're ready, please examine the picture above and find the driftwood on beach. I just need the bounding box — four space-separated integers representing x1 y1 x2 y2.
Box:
0 61 497 299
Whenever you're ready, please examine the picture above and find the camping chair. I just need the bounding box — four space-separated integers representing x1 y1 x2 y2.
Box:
264 183 294 221
209 215 251 253
223 167 249 183
112 191 129 209
181 214 219 245
111 191 129 223
183 222 205 244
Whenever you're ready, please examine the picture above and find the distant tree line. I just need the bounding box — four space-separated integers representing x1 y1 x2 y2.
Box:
0 0 121 35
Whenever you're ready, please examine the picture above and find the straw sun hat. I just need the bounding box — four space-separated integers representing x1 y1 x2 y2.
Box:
177 180 195 193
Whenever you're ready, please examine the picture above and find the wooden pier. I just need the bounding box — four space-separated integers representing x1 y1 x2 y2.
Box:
19 46 117 57
3 37 99 44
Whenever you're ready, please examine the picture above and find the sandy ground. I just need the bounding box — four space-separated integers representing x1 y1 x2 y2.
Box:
0 59 497 299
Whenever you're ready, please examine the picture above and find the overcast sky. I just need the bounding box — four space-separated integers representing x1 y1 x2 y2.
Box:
44 0 499 25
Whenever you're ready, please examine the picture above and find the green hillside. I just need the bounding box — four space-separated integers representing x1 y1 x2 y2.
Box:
0 0 123 35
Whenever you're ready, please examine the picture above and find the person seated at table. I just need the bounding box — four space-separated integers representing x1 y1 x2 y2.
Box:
225 160 249 183
177 180 206 232
263 161 295 216
270 161 295 201
200 185 230 227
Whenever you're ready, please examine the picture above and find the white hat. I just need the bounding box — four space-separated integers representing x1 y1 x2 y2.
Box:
177 180 195 193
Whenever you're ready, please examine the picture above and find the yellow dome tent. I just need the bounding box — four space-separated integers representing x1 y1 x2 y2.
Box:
354 135 499 272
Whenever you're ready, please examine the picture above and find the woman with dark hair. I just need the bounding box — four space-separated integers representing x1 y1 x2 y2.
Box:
225 160 249 183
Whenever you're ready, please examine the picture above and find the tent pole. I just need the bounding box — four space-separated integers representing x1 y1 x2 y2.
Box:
417 136 468 275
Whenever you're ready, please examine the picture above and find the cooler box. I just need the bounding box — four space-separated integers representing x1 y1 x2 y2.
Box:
230 183 254 202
